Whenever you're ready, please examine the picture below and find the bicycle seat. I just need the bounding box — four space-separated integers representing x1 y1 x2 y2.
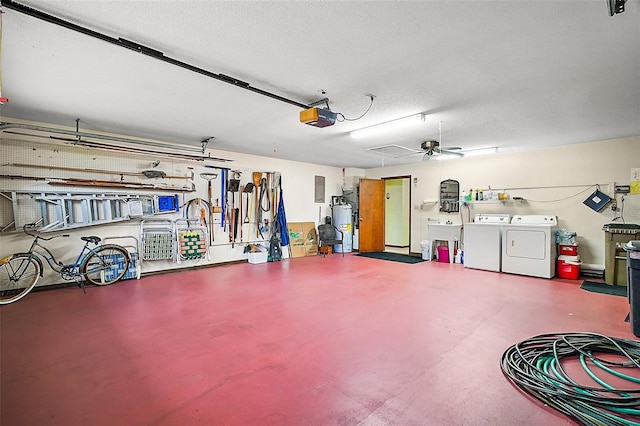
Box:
81 236 101 244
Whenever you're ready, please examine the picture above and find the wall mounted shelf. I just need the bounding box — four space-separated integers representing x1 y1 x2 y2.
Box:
464 198 526 205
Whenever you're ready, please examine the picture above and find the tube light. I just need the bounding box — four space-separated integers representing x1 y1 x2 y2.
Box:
462 147 498 157
433 152 464 161
350 114 424 139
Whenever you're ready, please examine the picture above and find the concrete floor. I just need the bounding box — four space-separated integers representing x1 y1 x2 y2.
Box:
0 254 635 425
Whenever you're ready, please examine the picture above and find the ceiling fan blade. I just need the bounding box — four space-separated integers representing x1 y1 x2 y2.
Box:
440 148 464 157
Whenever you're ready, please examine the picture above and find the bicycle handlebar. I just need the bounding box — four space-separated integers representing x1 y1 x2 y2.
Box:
23 223 71 240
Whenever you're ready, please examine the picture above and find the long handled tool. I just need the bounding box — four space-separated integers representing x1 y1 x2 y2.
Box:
257 176 271 239
228 177 240 247
48 177 195 192
253 172 262 238
200 172 218 244
239 184 243 242
220 169 226 232
243 183 254 224
13 163 194 180
239 183 254 243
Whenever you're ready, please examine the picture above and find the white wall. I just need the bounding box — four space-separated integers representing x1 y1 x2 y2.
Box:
0 122 343 286
365 137 640 269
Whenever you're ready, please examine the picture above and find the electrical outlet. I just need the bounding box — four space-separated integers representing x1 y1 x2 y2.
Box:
611 201 618 211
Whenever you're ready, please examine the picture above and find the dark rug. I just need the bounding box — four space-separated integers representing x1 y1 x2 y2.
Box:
356 252 425 264
580 281 627 297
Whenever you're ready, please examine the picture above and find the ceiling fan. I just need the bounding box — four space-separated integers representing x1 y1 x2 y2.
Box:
420 121 464 161
420 140 464 161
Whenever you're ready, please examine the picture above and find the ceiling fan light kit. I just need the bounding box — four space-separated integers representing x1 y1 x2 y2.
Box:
350 113 424 139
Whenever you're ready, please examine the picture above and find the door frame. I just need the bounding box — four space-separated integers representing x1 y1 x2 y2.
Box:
382 175 412 253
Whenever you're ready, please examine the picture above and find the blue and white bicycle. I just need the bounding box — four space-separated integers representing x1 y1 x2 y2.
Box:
0 223 131 304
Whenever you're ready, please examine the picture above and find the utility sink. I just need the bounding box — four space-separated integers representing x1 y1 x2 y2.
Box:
427 223 462 263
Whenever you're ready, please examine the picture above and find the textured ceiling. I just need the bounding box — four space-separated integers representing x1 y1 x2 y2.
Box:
1 0 639 168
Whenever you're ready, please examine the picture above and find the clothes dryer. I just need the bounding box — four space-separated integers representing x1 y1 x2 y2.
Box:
463 214 511 272
501 215 558 279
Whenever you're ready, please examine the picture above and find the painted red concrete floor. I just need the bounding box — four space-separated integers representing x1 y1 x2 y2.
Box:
1 254 636 425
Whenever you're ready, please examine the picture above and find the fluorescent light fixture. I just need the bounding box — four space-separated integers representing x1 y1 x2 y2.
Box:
462 147 498 157
433 152 464 161
350 114 424 139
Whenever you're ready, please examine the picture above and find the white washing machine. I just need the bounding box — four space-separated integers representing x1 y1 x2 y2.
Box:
463 214 511 272
501 215 558 279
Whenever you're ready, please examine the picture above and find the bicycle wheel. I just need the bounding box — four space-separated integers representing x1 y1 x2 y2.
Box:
81 245 131 286
0 255 40 304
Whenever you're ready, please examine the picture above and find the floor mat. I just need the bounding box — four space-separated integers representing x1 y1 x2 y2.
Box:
356 252 425 264
580 281 627 297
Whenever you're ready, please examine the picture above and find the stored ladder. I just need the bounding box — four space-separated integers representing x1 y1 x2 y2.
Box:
0 190 176 232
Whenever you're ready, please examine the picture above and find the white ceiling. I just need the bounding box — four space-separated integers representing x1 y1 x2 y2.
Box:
1 0 639 169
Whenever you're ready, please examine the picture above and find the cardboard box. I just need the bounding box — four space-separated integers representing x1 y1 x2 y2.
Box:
290 245 307 258
288 223 305 247
287 222 306 258
302 222 318 255
287 222 318 258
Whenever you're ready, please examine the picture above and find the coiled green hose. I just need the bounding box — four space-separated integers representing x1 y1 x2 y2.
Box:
501 332 640 426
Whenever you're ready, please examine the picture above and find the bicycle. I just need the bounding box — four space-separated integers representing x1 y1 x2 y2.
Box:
0 223 132 304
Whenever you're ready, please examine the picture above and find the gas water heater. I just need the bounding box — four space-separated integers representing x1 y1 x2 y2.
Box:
332 204 353 253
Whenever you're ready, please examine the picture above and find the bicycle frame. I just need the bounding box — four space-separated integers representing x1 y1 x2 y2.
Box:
15 225 102 282
27 238 97 280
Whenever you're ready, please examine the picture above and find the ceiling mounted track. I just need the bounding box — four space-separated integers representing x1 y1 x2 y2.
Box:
1 0 321 110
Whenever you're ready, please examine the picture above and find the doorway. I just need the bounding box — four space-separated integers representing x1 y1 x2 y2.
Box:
383 176 411 255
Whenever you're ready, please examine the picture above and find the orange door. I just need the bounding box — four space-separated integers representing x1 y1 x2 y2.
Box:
358 179 385 252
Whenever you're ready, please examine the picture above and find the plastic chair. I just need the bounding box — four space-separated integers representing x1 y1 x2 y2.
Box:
318 224 344 257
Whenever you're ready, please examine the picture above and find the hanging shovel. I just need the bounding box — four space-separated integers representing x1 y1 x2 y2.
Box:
228 178 240 247
243 182 254 224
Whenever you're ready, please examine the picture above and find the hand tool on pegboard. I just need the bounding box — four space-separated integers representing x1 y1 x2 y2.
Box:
243 183 254 226
252 172 262 238
257 175 271 239
239 184 244 242
200 172 218 244
228 174 240 247
220 168 226 231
